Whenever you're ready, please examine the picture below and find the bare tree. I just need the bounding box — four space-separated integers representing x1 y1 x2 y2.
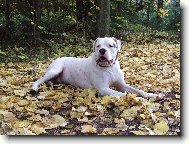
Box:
33 0 41 46
157 0 163 29
96 0 110 37
5 0 11 42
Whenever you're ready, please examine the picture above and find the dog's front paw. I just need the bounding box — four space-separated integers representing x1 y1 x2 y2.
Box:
112 91 127 97
144 93 158 98
31 84 39 92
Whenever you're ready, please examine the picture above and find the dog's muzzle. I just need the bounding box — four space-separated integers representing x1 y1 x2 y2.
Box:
96 56 115 67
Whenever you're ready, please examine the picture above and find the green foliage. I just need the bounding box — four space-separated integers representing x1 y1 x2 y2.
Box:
110 0 180 37
0 0 180 62
162 4 180 31
0 33 92 62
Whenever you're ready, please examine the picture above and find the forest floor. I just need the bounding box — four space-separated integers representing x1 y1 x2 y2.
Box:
0 40 180 135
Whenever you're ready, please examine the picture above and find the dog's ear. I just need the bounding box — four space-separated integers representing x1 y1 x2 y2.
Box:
112 37 121 52
93 38 99 52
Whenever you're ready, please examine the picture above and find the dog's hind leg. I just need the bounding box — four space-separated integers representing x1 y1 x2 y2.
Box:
32 58 64 91
32 69 63 91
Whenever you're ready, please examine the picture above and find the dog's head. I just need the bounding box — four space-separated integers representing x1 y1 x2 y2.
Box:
93 37 121 67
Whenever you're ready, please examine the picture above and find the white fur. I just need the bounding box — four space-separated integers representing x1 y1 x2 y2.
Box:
32 37 156 97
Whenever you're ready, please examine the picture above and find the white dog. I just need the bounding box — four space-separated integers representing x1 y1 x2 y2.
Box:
32 37 156 97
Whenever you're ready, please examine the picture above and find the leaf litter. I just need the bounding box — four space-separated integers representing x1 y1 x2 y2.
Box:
0 42 180 135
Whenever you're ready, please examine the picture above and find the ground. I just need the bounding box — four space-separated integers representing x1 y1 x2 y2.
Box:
0 41 180 135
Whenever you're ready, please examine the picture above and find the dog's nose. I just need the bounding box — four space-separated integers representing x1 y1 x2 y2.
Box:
99 48 106 55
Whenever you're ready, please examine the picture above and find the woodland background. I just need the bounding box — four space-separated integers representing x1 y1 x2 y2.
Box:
0 0 180 61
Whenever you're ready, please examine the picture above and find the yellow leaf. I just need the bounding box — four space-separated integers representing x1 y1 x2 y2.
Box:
0 78 7 86
131 130 148 135
78 117 89 122
77 106 87 113
0 104 6 110
10 128 35 135
47 115 68 129
120 106 138 120
84 111 92 116
35 109 49 115
88 12 92 16
140 114 146 119
14 90 25 97
72 97 84 105
25 106 37 113
147 103 161 112
114 118 125 124
101 96 112 106
153 121 169 135
38 25 44 30
88 88 97 98
0 110 17 124
81 125 97 134
174 110 180 118
163 102 170 111
14 104 24 111
101 128 119 135
18 100 30 106
52 102 62 110
61 129 70 134
14 120 31 128
96 6 100 10
27 114 42 122
83 97 93 105
29 124 46 135
70 111 83 119
67 15 72 19
115 122 128 131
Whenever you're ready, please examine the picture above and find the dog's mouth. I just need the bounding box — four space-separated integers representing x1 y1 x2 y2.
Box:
98 56 108 62
96 56 113 66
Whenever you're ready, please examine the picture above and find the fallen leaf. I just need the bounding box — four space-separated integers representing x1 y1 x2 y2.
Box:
35 109 49 115
13 120 31 128
131 130 148 135
47 115 68 129
101 96 112 106
101 128 119 135
120 106 138 120
147 103 161 112
81 125 97 134
61 129 70 134
153 120 169 135
29 124 46 135
18 100 30 106
14 90 26 97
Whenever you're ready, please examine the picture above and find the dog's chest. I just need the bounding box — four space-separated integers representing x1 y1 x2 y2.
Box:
98 67 120 86
59 58 93 88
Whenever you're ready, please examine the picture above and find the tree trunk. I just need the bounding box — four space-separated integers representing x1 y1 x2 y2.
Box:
5 0 11 42
33 0 41 47
157 0 163 30
96 0 110 37
54 0 59 13
76 0 85 23
146 1 150 28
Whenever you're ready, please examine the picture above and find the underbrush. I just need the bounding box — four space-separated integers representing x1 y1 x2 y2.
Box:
0 32 180 63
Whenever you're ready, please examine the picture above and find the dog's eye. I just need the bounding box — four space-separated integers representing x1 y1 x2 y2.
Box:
97 45 100 48
109 44 114 47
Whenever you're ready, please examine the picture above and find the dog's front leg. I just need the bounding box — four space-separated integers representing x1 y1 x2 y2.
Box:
115 80 157 98
97 87 126 97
